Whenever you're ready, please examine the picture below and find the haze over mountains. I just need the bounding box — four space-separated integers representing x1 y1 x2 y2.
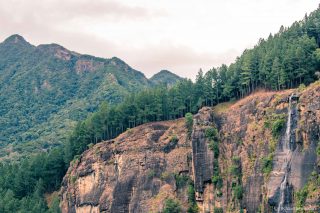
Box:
0 34 182 160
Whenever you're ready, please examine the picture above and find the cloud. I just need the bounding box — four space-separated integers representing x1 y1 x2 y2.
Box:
0 0 318 80
0 0 166 24
0 0 167 41
95 41 240 79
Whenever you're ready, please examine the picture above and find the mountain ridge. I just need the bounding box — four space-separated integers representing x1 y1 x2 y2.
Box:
1 34 181 81
0 34 183 160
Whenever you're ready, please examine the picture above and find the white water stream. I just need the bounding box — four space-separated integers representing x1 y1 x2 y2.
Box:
277 94 294 213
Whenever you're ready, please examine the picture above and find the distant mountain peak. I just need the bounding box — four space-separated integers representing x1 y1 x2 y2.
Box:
3 34 28 45
150 70 183 86
156 69 178 75
37 43 78 60
151 70 182 79
110 57 130 68
38 43 67 49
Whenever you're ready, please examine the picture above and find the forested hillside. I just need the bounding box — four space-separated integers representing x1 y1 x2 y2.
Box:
0 35 181 160
200 12 320 102
1 6 320 213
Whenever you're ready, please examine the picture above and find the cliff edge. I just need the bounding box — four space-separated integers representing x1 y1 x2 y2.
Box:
60 82 320 212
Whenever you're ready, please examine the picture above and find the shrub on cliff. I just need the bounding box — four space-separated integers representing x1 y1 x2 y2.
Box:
214 207 223 213
174 174 189 189
170 135 179 144
205 127 218 139
261 154 273 174
185 113 193 137
230 157 242 177
316 143 320 156
163 198 181 213
295 186 308 209
187 184 199 213
209 140 219 158
271 118 286 138
233 185 244 200
212 174 223 189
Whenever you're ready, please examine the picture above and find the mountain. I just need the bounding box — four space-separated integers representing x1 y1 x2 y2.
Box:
0 35 181 160
2 6 320 213
150 70 184 86
60 83 320 212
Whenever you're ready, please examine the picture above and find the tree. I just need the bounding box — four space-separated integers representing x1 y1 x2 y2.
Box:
163 198 181 213
271 57 282 90
48 194 61 213
195 69 205 107
241 51 253 94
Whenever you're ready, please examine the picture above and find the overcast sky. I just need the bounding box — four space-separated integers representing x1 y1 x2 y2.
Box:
0 0 319 79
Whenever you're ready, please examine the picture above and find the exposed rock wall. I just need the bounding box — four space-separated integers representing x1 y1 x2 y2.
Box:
60 120 193 213
60 83 320 213
191 108 215 199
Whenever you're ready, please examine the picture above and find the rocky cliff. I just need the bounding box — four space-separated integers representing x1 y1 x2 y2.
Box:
60 82 320 212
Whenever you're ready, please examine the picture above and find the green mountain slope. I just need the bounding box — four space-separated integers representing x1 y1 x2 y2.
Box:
0 35 178 160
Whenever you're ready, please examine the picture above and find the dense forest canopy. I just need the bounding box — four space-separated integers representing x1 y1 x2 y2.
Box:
1 7 320 213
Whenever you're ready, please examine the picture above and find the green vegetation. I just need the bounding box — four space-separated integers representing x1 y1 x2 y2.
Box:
0 148 66 212
205 127 219 139
207 126 223 199
147 170 156 178
294 170 320 212
209 140 220 158
170 135 179 144
150 70 183 86
163 198 181 213
0 77 214 212
0 36 183 160
212 160 223 198
214 207 223 213
2 5 320 212
173 175 198 212
206 127 220 157
229 157 244 202
212 174 223 189
271 118 286 138
230 157 242 177
0 37 153 159
185 113 193 137
233 185 244 200
261 154 274 175
70 176 77 184
298 83 307 92
161 172 173 182
48 194 61 213
64 84 201 163
295 186 308 210
187 183 199 213
316 142 320 156
264 113 286 138
174 174 189 189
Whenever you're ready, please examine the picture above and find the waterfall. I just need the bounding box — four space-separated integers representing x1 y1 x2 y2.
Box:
284 95 292 150
277 94 294 213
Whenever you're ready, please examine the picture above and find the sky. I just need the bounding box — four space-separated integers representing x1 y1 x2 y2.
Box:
0 0 319 79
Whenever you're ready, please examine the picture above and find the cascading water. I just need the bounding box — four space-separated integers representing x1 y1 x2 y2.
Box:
277 94 295 213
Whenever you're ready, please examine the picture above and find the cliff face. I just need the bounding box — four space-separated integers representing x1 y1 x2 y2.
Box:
60 119 193 213
60 83 320 212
